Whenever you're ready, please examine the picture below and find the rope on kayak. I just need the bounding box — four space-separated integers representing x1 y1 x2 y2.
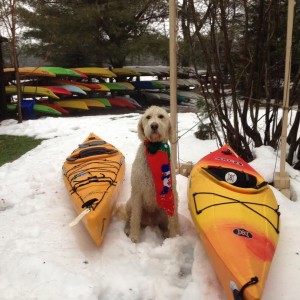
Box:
64 157 124 211
64 160 121 178
240 276 259 298
230 277 259 300
64 160 123 185
192 192 280 234
70 175 115 210
71 176 116 192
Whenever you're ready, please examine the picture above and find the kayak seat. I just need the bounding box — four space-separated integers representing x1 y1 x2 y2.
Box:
67 147 118 161
79 147 118 158
204 167 258 188
79 141 106 148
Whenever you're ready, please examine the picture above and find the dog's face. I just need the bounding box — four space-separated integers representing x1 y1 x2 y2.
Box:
138 106 173 143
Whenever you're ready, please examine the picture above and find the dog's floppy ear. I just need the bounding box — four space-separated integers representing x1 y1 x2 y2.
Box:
137 117 146 141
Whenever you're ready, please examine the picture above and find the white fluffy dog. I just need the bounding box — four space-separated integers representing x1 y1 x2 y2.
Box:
124 106 179 242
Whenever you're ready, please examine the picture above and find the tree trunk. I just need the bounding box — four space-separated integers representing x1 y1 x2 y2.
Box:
0 37 8 120
286 110 300 165
11 0 22 123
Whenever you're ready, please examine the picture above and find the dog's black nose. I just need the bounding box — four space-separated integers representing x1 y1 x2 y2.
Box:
151 123 159 131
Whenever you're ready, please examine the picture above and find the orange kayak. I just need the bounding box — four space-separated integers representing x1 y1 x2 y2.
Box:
188 145 280 300
62 133 125 246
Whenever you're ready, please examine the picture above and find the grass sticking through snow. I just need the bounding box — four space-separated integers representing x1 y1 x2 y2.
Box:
0 135 44 167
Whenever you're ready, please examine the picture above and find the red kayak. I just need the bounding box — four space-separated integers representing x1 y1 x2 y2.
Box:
42 86 72 96
108 98 137 108
188 145 280 300
40 102 69 114
52 79 106 91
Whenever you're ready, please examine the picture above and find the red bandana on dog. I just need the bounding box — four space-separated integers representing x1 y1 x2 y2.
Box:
144 141 175 216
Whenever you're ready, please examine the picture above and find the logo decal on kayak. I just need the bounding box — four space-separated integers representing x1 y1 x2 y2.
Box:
225 172 237 184
215 157 243 166
233 228 253 239
72 171 86 181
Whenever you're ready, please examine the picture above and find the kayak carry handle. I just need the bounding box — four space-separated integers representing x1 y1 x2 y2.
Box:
230 281 242 300
230 277 259 300
69 208 90 227
222 149 232 155
82 198 98 209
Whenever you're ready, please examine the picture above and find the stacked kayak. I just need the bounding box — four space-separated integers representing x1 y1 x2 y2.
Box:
188 145 280 300
5 85 59 99
62 133 125 246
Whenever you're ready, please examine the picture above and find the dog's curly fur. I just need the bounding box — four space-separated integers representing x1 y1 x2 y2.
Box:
124 106 179 242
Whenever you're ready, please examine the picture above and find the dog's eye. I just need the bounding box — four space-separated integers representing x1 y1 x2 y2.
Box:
146 115 151 120
158 114 164 119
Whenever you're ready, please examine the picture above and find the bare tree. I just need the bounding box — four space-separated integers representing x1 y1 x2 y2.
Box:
0 0 23 122
180 0 300 166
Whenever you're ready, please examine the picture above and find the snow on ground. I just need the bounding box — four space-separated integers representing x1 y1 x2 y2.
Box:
0 112 300 300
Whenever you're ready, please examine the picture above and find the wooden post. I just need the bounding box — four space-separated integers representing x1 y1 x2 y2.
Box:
169 0 193 177
274 0 294 199
169 0 178 170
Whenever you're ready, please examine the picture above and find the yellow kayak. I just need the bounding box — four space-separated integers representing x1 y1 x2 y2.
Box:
116 82 135 90
79 99 105 108
4 67 56 77
188 145 280 300
62 133 125 246
54 100 89 110
97 84 111 92
72 67 116 78
5 85 60 99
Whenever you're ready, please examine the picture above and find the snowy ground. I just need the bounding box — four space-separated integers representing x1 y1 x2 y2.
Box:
0 112 300 300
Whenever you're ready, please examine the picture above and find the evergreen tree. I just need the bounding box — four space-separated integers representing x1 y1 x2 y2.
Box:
18 0 169 67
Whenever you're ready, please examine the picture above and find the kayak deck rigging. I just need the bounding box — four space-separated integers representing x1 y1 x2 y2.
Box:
64 159 123 210
192 192 280 234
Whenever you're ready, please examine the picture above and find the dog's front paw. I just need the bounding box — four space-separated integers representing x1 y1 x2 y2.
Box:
124 221 130 236
129 233 139 243
168 227 180 238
